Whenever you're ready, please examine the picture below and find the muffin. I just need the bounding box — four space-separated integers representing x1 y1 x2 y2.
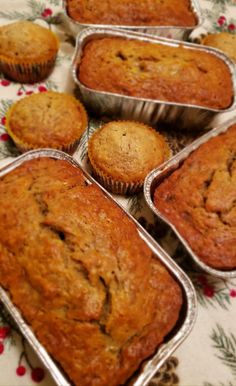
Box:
6 91 88 153
88 121 170 195
201 32 236 63
0 21 59 83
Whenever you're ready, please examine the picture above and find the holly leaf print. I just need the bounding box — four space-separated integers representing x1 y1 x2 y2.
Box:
211 324 236 377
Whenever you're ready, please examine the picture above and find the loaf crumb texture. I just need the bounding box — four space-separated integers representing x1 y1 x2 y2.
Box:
67 0 197 26
0 158 182 386
78 37 233 110
154 124 236 269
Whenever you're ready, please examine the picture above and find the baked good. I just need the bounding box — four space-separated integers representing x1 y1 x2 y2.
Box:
6 91 87 152
67 0 197 26
0 21 59 83
0 157 182 386
88 120 170 194
201 32 236 63
78 37 233 110
154 124 236 270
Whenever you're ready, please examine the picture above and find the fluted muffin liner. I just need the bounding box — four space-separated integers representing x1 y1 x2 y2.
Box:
0 33 59 83
5 98 88 154
88 120 171 195
0 56 57 84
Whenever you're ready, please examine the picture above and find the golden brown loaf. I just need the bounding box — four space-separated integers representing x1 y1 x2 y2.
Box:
88 120 170 194
78 37 233 110
0 158 182 386
67 0 197 26
201 32 236 63
154 124 236 270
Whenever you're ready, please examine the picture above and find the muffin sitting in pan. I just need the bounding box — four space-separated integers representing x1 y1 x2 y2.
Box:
0 21 59 83
88 120 170 195
6 91 88 153
201 32 236 63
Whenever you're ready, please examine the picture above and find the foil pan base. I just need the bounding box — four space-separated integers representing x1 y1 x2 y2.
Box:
79 88 217 130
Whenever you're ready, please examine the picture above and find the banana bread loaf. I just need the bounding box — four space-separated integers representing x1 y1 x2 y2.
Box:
0 157 182 386
67 0 197 26
78 37 233 110
154 124 236 269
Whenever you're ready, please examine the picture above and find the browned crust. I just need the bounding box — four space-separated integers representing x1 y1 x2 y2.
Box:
154 124 236 269
0 158 182 386
78 37 233 110
67 0 197 26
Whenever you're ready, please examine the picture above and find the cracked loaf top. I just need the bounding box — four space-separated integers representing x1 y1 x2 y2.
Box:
67 0 197 26
0 158 182 386
154 124 236 270
78 37 234 110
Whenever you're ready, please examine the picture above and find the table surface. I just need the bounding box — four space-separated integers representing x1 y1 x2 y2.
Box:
0 1 236 386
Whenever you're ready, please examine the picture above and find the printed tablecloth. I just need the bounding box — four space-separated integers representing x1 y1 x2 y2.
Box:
0 1 236 386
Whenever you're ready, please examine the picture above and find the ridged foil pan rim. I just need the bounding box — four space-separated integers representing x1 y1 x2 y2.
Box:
144 117 236 279
72 27 236 113
62 0 203 30
0 149 197 386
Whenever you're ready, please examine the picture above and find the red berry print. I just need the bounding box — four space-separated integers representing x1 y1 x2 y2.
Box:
16 366 26 376
17 90 23 96
1 117 6 125
217 15 226 26
0 342 4 354
0 133 10 141
31 367 45 383
230 289 236 298
38 85 47 93
0 326 10 339
203 285 215 298
1 79 10 87
228 23 236 31
26 90 34 95
41 8 53 17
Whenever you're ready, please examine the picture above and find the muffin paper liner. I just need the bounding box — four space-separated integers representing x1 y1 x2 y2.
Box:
0 55 57 83
92 167 143 195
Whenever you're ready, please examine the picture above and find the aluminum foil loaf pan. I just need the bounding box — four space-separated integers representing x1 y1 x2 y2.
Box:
0 149 197 386
144 118 236 279
72 28 236 130
62 0 202 40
